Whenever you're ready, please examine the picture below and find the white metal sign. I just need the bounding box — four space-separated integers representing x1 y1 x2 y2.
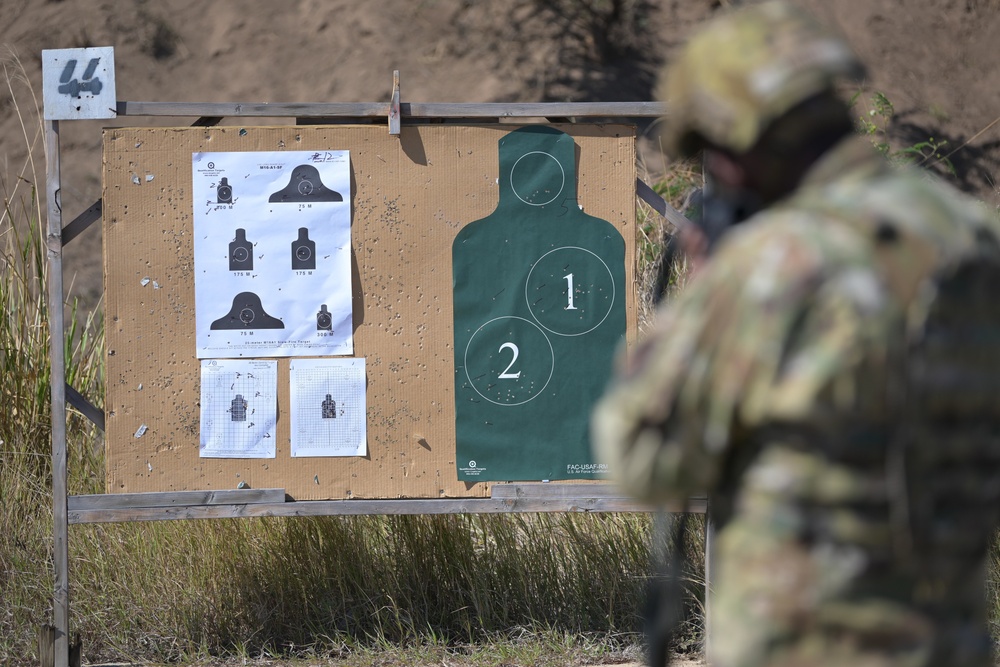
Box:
42 47 117 120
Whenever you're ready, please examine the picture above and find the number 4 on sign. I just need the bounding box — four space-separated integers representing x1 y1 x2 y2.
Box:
58 58 103 98
42 47 117 120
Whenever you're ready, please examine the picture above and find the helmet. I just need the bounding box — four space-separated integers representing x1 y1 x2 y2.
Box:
659 1 864 159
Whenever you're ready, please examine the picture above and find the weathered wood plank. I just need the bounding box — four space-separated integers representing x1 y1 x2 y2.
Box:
491 483 627 499
67 488 287 511
45 118 71 667
388 70 401 135
60 198 102 246
636 177 691 233
38 624 54 667
67 496 707 524
404 101 666 118
117 101 390 117
116 100 667 119
64 383 104 432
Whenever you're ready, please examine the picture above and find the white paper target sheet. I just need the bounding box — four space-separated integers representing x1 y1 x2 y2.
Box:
191 150 353 358
289 358 367 457
199 359 278 458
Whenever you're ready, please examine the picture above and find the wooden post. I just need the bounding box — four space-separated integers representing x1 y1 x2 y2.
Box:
388 70 401 135
703 504 714 658
45 118 70 667
38 624 54 667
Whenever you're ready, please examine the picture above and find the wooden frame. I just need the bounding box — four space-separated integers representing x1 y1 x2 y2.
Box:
67 485 707 524
44 78 702 667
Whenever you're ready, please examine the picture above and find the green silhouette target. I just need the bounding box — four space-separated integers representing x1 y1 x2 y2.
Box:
452 126 626 481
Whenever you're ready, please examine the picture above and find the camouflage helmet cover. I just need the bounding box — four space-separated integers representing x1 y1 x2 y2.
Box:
660 1 864 158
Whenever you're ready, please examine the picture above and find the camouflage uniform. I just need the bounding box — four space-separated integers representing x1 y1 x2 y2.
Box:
592 3 1000 666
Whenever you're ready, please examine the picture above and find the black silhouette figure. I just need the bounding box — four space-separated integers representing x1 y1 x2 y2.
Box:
229 228 253 271
217 177 234 204
322 394 337 419
316 304 333 331
231 395 247 421
291 227 316 270
268 165 343 203
211 292 284 330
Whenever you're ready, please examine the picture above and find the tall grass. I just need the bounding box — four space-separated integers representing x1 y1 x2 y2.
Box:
0 175 100 662
635 158 701 327
65 513 664 660
0 58 706 665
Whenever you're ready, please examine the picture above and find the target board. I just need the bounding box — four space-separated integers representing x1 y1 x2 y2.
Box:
103 124 637 499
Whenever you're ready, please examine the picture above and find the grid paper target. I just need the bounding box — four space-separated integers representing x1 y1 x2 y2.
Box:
199 359 278 458
289 358 366 457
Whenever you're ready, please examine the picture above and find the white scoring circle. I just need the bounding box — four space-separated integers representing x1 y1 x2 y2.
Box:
510 151 565 206
463 316 555 407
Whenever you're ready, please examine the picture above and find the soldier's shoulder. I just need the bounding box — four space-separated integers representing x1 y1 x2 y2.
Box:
707 205 872 293
821 161 999 254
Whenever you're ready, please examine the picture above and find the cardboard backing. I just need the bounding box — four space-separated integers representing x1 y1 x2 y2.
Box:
102 124 637 499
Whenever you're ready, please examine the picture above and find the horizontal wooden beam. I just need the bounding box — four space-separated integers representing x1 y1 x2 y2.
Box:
68 488 286 511
404 102 666 118
66 496 707 524
115 101 667 119
491 482 627 499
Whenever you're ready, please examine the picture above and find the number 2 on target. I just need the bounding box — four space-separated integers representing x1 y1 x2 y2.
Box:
498 342 521 379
